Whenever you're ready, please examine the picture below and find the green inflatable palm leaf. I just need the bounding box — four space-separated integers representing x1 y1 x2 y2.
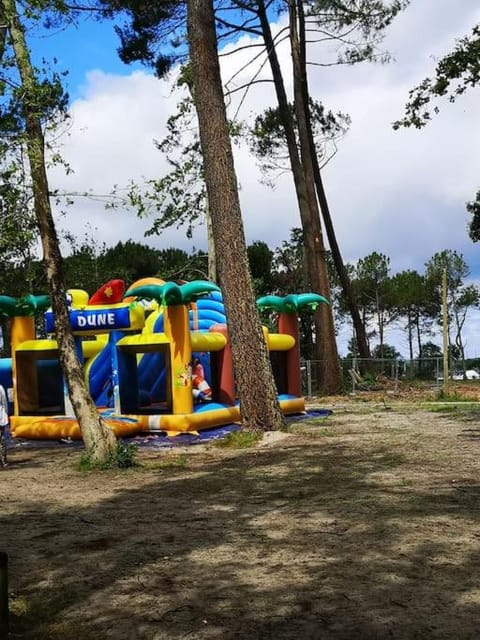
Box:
179 281 220 304
0 296 17 317
0 294 51 317
257 293 329 314
124 280 220 307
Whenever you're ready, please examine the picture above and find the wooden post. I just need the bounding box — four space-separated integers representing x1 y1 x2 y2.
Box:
0 551 8 639
442 269 449 396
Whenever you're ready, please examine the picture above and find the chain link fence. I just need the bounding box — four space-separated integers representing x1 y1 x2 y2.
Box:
300 358 480 396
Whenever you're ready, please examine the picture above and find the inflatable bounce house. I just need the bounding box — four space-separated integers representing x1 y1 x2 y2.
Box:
0 278 327 440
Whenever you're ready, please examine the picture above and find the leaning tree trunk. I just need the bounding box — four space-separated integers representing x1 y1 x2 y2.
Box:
293 0 370 363
205 195 217 282
188 0 285 431
407 310 414 361
257 0 342 393
295 0 370 362
288 0 342 393
4 0 117 462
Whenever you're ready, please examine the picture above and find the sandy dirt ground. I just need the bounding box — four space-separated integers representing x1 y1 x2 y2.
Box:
2 402 480 639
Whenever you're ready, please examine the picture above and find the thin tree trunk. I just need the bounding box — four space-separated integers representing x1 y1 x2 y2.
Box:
257 0 342 393
295 0 370 362
187 0 285 431
416 314 422 357
205 194 217 282
376 290 384 358
0 318 9 357
407 310 413 361
3 0 116 462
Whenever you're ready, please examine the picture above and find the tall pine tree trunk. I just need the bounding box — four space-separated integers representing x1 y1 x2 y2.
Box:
288 0 342 392
295 0 370 362
257 0 342 393
3 0 117 462
187 0 285 430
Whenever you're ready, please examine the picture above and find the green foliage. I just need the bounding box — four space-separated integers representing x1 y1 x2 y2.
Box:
273 228 307 293
101 240 164 283
250 99 350 184
390 270 431 311
78 441 138 471
0 22 69 137
355 251 390 291
100 0 186 77
371 343 401 360
247 241 275 296
420 341 442 358
141 453 188 472
425 249 469 291
61 236 210 293
307 0 409 65
394 24 480 130
154 247 208 281
100 0 409 78
352 252 397 350
270 228 317 357
110 83 243 241
389 270 438 359
425 250 480 363
393 22 479 235
467 189 480 243
433 391 473 404
0 163 38 266
118 91 206 240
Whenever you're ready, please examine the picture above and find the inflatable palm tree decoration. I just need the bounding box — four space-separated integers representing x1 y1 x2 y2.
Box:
257 293 329 397
124 280 220 310
0 294 51 415
124 280 220 414
256 293 328 315
0 293 50 349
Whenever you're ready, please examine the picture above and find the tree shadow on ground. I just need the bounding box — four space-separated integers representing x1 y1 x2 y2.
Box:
2 436 480 639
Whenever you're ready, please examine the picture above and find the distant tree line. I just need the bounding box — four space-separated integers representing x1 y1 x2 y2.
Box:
2 230 478 368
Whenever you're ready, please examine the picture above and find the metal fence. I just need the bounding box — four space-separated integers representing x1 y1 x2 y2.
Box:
300 357 479 396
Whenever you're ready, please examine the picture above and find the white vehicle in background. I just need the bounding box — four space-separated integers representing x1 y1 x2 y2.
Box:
451 369 480 381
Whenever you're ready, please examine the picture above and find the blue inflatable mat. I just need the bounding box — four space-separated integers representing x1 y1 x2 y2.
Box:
5 409 333 450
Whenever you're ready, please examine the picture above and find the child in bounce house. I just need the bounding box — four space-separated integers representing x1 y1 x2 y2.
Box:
0 384 8 467
192 358 212 402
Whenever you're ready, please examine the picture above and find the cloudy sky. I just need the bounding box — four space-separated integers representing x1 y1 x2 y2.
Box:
40 1 480 355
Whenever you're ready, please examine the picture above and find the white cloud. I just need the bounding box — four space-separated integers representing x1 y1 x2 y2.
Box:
46 2 480 353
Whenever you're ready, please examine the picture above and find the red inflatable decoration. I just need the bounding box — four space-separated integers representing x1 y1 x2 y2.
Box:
88 279 125 305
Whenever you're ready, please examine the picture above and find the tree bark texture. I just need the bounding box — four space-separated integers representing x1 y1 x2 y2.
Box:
187 0 285 430
257 0 342 393
288 0 343 392
295 0 370 362
3 0 117 461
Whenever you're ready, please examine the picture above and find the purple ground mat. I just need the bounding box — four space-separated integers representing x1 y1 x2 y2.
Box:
5 409 333 451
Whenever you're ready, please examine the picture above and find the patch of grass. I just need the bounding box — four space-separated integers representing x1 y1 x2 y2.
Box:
142 454 189 472
287 416 333 435
294 416 332 426
426 403 480 417
435 388 478 402
78 441 138 472
426 404 480 427
10 594 29 617
379 451 406 466
214 429 263 449
316 427 337 437
10 591 87 640
295 426 337 438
